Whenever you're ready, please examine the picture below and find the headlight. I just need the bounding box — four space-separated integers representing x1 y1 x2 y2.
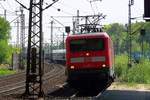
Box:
70 65 75 69
102 64 106 67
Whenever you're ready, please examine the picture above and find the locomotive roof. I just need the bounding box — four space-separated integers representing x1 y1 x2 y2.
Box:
67 32 110 39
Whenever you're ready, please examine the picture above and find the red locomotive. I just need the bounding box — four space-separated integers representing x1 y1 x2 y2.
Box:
66 32 115 87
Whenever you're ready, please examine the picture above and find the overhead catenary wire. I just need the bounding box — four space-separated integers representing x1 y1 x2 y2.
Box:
0 7 19 16
5 0 14 12
51 16 65 27
85 0 95 14
15 0 28 10
57 1 90 15
131 23 145 35
89 1 96 14
44 1 75 16
52 6 75 16
1 0 25 15
10 16 20 23
0 2 5 10
43 0 59 10
93 1 99 13
0 1 19 16
45 0 103 19
86 0 102 15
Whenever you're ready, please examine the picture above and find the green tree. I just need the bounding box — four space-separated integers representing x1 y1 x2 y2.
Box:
0 17 11 64
0 17 10 40
104 23 127 54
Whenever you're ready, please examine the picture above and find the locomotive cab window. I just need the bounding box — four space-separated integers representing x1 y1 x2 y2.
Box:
70 38 104 52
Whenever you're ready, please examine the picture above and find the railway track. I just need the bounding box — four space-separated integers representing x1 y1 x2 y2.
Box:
0 71 25 86
0 63 66 99
0 62 112 100
0 62 52 87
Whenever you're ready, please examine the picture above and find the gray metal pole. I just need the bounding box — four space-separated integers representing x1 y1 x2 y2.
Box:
4 9 6 19
128 0 132 67
62 32 64 49
50 21 53 62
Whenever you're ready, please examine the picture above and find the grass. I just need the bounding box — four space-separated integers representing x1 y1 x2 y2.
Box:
0 64 16 76
0 69 16 76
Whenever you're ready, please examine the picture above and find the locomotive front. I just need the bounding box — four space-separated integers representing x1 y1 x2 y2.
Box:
66 32 114 87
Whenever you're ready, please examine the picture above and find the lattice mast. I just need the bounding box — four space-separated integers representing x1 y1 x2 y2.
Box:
20 7 25 69
25 0 44 97
15 0 59 97
20 7 25 51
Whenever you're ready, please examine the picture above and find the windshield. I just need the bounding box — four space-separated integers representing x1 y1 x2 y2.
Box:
70 38 104 52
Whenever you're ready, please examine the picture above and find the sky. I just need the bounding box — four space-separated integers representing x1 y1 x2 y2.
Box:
0 0 144 45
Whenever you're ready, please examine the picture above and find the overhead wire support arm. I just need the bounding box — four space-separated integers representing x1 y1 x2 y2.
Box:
51 16 65 27
131 24 144 35
43 0 59 11
15 0 29 10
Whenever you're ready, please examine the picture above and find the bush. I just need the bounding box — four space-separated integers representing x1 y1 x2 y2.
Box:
115 54 128 78
115 55 150 84
123 59 150 84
